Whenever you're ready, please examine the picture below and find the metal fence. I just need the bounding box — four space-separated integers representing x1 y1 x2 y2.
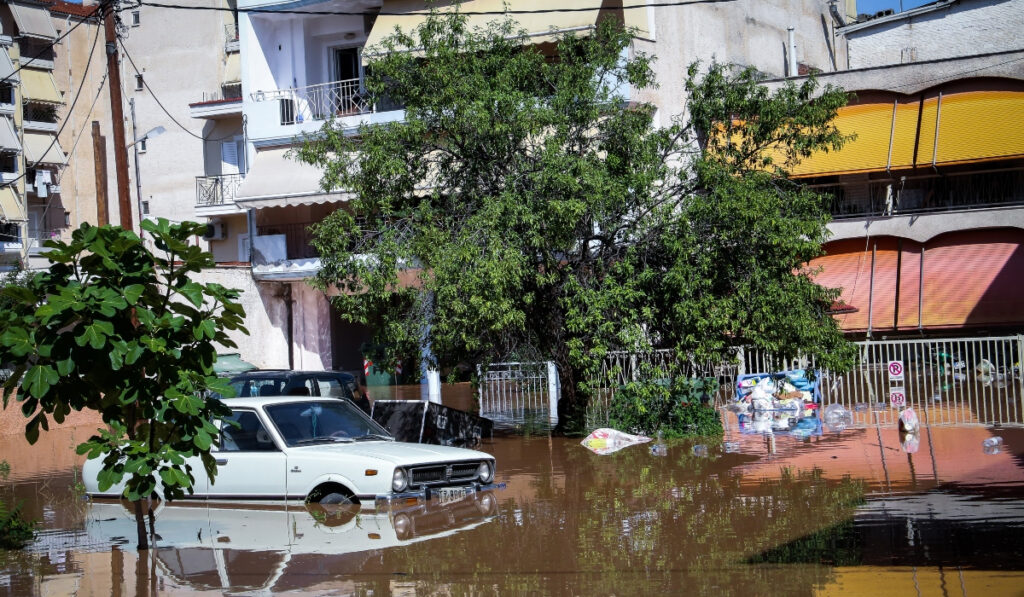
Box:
256 78 371 126
477 362 558 430
196 173 244 207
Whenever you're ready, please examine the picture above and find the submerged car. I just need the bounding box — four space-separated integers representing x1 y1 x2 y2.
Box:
82 396 498 506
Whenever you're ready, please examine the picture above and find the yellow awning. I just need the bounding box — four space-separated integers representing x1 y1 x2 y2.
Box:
23 133 65 166
0 186 24 221
364 0 605 54
224 53 241 85
792 89 1024 177
20 69 63 104
0 117 21 152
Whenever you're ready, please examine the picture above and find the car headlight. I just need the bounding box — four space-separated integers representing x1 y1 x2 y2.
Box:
476 461 494 484
392 468 408 492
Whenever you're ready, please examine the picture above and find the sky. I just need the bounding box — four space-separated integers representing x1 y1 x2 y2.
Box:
855 0 937 15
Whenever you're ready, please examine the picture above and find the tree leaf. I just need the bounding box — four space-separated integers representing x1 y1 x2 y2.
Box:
24 364 58 398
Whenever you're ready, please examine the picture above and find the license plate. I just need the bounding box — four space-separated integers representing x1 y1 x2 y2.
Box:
435 486 468 505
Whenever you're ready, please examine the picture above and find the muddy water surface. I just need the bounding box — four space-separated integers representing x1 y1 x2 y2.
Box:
2 400 1024 596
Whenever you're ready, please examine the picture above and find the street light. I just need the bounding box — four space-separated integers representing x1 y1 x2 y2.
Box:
128 97 165 234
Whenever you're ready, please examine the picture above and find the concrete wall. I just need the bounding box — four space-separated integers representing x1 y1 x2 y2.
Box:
633 0 846 126
845 0 1023 69
120 0 231 230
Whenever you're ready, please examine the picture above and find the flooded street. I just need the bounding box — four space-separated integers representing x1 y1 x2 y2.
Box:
3 402 1024 596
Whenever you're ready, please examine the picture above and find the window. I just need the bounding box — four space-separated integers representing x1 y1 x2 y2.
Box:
0 222 19 243
141 200 149 215
219 410 277 452
131 10 141 26
137 137 147 153
0 84 12 105
134 74 144 91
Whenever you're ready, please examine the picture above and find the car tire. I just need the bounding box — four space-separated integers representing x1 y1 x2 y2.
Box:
318 492 354 505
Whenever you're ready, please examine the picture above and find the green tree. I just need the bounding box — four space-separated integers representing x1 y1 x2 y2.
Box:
297 9 855 432
0 220 247 549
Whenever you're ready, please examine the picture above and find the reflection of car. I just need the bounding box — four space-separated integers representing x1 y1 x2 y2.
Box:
85 493 499 593
83 397 498 505
228 370 370 413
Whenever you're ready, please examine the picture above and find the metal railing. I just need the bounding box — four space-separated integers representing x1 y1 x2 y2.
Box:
586 335 1024 429
196 173 244 208
477 362 559 430
255 78 371 126
225 22 239 43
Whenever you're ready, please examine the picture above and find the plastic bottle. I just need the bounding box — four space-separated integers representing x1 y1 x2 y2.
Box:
982 436 1004 448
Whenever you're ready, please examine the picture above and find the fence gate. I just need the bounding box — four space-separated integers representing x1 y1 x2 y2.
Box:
477 362 560 429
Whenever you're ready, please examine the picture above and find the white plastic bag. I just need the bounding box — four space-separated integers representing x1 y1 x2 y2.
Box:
581 428 652 455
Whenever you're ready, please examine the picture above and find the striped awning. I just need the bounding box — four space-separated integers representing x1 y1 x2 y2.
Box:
9 3 57 41
224 52 241 86
0 117 21 152
791 89 1024 177
20 69 63 104
235 147 352 209
0 51 18 83
23 133 65 165
0 186 24 221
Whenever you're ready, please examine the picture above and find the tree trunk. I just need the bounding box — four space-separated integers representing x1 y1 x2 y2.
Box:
133 499 148 550
554 347 587 434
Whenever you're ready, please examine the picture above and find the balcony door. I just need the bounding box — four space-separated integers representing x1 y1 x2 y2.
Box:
330 47 362 115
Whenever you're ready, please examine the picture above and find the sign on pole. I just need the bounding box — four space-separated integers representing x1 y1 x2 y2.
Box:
889 387 906 408
888 360 905 382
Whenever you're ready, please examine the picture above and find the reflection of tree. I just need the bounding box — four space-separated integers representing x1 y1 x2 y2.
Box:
347 440 865 596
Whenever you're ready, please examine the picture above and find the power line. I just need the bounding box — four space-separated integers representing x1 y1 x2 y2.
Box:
0 4 104 87
117 38 239 143
136 0 736 16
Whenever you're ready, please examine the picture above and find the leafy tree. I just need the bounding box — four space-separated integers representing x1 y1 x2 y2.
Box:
297 9 855 432
0 220 247 549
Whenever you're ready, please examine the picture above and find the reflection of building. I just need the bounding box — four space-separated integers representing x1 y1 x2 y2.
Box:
779 0 1024 336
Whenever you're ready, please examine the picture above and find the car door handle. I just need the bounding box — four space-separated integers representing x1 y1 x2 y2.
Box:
216 458 228 465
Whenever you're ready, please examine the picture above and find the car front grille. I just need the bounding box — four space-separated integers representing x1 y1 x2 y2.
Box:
408 461 483 487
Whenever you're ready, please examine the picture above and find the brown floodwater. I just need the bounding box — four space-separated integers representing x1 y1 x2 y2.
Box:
2 397 1024 596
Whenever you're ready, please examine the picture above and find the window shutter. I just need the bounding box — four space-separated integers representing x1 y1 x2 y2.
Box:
221 141 239 175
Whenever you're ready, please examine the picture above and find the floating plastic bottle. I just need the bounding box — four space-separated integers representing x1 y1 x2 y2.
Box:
982 436 1003 448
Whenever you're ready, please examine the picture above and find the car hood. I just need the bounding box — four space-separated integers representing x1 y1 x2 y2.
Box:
287 441 492 466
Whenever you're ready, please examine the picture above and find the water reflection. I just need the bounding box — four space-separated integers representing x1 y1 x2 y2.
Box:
2 415 1024 595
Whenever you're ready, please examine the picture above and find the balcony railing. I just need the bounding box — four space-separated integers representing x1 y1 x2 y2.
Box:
196 173 244 207
225 22 239 44
256 222 318 260
253 78 373 126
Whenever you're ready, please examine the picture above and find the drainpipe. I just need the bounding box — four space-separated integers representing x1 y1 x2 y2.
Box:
787 27 798 77
918 246 924 332
283 283 294 370
867 240 876 339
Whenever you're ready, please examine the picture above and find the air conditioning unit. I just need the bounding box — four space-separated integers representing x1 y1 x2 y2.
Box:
203 221 227 241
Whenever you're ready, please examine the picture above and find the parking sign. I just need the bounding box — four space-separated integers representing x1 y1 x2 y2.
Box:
888 360 905 382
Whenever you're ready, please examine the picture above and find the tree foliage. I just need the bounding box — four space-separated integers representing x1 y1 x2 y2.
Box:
0 220 247 548
297 9 855 431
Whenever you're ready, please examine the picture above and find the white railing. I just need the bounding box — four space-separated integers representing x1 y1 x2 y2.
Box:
477 361 559 430
252 78 371 125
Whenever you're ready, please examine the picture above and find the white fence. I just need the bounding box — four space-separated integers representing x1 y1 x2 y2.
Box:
477 362 559 429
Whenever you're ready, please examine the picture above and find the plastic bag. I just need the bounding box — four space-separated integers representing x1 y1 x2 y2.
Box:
823 403 853 432
581 428 652 455
898 408 919 434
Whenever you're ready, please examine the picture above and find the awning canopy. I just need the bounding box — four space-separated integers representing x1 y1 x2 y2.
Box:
0 51 18 83
213 353 257 376
364 0 605 54
9 3 58 40
224 52 241 85
20 69 63 104
235 147 353 209
0 117 21 152
23 132 65 165
0 186 23 221
791 89 1024 177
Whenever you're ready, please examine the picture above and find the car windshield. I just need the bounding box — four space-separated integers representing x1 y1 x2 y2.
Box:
265 400 393 447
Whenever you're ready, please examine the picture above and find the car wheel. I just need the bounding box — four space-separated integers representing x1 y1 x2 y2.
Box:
318 492 354 505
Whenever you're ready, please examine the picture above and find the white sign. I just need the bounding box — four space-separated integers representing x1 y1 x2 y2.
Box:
889 388 906 408
888 360 905 382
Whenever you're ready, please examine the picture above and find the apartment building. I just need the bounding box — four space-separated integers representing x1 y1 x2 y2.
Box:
776 0 1024 337
214 0 849 376
0 0 68 270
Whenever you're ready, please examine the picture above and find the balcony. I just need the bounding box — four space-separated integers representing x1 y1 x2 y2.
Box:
251 222 321 280
225 22 239 52
255 78 372 126
22 103 58 132
196 173 246 217
256 222 318 260
26 228 59 254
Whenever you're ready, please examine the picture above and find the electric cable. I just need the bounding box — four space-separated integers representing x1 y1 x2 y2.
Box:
117 38 240 143
0 3 104 86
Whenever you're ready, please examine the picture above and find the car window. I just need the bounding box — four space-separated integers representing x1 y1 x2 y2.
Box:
232 378 288 398
265 400 391 447
220 410 278 452
315 376 354 399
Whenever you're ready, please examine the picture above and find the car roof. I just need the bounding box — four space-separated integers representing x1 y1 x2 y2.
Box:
218 396 352 409
230 370 354 380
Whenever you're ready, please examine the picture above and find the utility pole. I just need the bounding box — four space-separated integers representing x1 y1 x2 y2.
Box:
103 0 133 230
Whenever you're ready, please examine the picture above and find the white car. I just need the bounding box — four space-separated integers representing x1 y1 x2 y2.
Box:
82 396 498 506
